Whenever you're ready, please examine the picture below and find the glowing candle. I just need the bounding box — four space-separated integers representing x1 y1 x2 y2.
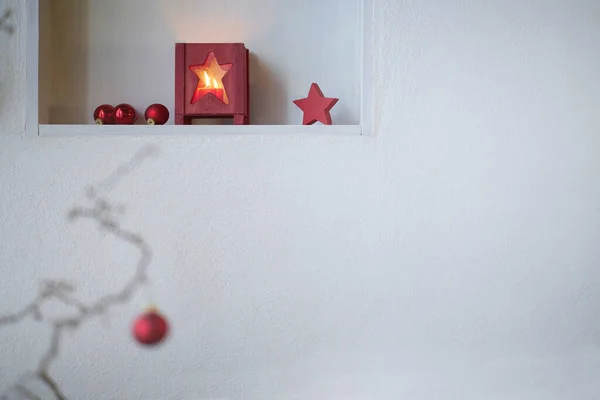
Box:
189 51 231 105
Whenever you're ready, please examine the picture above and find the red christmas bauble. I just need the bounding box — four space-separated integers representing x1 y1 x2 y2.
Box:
94 104 115 125
132 308 169 346
145 103 170 125
114 103 137 125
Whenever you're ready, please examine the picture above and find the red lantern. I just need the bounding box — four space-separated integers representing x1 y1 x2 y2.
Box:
145 104 170 125
175 43 249 125
114 103 137 125
93 104 115 125
132 307 169 346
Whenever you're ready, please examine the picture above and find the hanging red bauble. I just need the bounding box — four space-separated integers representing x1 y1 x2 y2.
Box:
114 103 137 125
145 104 170 125
132 307 169 346
93 104 115 125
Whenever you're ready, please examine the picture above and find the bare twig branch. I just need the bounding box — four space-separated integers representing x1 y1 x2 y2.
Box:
40 372 65 400
0 146 159 399
0 8 14 35
15 384 42 400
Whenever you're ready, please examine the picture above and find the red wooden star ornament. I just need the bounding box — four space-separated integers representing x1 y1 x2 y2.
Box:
293 83 339 125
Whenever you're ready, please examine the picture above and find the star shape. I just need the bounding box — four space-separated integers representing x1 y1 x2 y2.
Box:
189 51 232 105
293 83 339 125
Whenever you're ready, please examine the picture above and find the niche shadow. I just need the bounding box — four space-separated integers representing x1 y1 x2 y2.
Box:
40 0 89 124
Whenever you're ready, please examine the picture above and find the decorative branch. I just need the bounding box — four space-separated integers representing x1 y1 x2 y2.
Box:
0 8 13 35
0 146 159 400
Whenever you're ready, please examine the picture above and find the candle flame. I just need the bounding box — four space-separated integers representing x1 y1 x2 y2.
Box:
202 70 221 89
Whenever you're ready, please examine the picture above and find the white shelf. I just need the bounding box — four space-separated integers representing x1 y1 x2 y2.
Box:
38 124 363 137
25 0 374 137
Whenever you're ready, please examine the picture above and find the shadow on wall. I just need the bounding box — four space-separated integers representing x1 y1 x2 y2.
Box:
39 0 89 124
249 51 288 125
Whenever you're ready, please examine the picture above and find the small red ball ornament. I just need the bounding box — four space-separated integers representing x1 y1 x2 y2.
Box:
93 104 115 125
145 104 170 125
114 103 137 125
132 307 169 346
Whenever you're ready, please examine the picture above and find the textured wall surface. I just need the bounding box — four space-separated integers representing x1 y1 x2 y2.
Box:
1 0 600 399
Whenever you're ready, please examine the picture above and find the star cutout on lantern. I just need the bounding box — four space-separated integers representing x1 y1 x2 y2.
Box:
189 51 232 105
293 83 339 125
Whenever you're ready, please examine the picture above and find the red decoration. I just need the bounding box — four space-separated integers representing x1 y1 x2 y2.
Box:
293 83 339 125
132 307 169 346
175 43 249 125
93 104 115 125
114 103 137 125
145 104 170 125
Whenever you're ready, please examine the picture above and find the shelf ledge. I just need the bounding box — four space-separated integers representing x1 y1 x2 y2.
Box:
38 124 364 137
